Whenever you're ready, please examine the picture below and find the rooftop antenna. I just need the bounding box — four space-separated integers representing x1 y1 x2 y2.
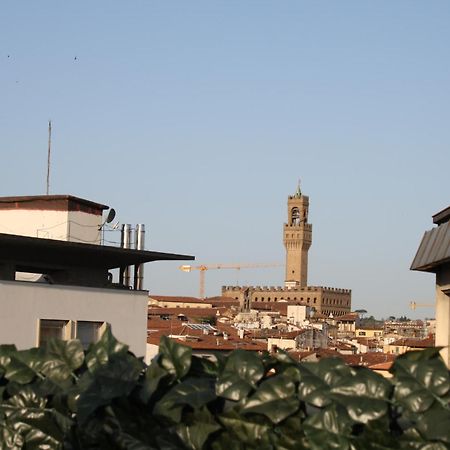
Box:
46 120 52 195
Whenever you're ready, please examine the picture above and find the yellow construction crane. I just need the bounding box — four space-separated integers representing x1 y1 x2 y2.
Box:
179 263 284 299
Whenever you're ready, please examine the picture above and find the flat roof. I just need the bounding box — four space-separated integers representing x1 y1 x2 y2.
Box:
0 195 109 214
0 233 194 273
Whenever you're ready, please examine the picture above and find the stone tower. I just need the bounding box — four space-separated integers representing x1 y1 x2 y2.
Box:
283 184 312 287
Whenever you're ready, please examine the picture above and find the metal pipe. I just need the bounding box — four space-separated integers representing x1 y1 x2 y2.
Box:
120 224 133 287
134 224 145 290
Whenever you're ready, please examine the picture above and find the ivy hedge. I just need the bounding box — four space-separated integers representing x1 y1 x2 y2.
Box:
0 327 449 449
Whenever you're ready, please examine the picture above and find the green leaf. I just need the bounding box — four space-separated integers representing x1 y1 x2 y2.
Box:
329 369 391 423
218 410 271 445
140 359 171 403
304 403 352 435
240 375 299 424
77 353 143 424
0 345 17 368
303 404 353 449
158 336 192 380
216 373 255 402
216 350 264 401
298 373 331 407
170 378 217 409
44 338 84 382
4 348 50 384
85 324 129 373
415 403 450 443
0 386 69 448
176 408 220 450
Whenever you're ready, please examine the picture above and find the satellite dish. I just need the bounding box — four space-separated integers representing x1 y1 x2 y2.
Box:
106 208 116 224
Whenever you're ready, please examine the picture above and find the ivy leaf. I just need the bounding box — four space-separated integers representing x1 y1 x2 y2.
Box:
77 353 143 424
158 336 192 380
40 339 84 385
415 403 450 443
216 350 264 401
218 410 271 445
303 404 353 449
298 373 331 407
170 378 217 409
140 359 171 403
85 324 129 373
240 375 299 424
330 368 391 423
4 348 50 384
176 408 220 450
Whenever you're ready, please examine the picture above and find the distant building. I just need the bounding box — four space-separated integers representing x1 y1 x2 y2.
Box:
411 204 450 366
222 185 351 316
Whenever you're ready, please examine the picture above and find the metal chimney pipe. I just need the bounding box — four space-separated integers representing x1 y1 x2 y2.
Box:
120 224 133 287
134 224 145 290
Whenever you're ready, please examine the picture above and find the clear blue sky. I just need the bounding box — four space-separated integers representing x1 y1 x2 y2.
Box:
2 1 449 319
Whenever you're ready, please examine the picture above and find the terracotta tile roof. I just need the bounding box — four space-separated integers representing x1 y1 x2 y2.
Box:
148 307 223 318
369 361 394 371
337 313 359 321
147 322 265 352
338 353 396 367
389 337 435 348
149 295 207 304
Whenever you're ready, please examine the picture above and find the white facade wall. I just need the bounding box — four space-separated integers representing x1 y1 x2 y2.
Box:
287 305 307 325
436 269 450 366
0 280 147 356
267 337 296 351
0 210 102 244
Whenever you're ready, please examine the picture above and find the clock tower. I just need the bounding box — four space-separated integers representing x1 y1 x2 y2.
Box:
283 183 312 287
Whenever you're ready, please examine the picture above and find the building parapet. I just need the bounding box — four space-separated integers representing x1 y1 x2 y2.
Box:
222 285 351 294
284 223 313 231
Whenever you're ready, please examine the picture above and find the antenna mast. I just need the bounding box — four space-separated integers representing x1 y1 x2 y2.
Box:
46 120 52 195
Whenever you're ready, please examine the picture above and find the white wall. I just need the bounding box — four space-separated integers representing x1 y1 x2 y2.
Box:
436 268 450 367
0 280 148 356
267 337 296 351
0 210 102 244
288 305 307 325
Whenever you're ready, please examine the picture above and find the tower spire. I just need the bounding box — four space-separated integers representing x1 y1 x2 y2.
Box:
295 179 302 198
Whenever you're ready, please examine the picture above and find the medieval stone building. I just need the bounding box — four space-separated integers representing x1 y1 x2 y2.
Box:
222 185 351 317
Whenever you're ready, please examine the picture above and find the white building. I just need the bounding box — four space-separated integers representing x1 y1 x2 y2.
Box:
0 195 107 244
0 195 194 356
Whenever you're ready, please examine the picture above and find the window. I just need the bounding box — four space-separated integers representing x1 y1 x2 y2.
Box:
77 321 103 349
38 319 105 349
39 320 69 346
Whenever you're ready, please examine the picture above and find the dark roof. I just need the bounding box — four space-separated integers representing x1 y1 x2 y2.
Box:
411 219 450 272
0 232 194 272
433 206 450 225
